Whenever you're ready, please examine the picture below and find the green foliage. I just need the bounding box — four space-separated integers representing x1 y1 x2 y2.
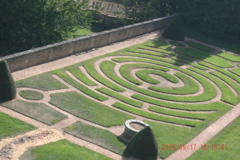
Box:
183 0 240 41
19 140 112 160
0 0 92 55
19 90 44 100
120 0 240 42
162 15 185 41
0 112 35 139
65 121 126 154
0 60 16 101
122 0 182 22
2 100 67 125
124 126 158 160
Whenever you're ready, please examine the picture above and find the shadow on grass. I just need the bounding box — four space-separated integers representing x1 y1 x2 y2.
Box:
151 32 211 67
184 27 240 54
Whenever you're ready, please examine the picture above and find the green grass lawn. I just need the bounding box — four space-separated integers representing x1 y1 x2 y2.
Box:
229 68 240 76
187 116 240 160
19 139 112 160
149 72 199 94
49 91 134 127
118 63 169 85
53 70 108 101
68 66 97 86
83 60 125 92
136 70 178 84
96 87 143 108
217 52 240 62
0 112 36 139
100 60 217 102
2 100 67 125
16 73 68 91
19 90 44 100
65 121 126 154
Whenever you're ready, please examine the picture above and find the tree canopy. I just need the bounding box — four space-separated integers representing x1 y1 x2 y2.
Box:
122 0 240 42
0 0 93 56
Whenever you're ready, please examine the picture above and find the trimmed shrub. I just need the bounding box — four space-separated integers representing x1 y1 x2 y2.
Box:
124 126 159 160
0 60 16 101
163 14 185 41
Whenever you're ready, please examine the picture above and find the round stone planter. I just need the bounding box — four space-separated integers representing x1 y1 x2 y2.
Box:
122 119 149 143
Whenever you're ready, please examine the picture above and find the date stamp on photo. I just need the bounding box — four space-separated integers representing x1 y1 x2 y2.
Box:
161 144 228 150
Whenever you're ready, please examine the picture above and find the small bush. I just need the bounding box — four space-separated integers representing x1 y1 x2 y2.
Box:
0 60 16 101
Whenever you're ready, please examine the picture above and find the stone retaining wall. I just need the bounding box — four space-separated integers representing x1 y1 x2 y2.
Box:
1 14 177 72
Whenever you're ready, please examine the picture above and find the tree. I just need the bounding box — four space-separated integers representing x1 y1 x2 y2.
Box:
0 0 93 56
163 14 185 41
0 60 16 101
122 0 182 22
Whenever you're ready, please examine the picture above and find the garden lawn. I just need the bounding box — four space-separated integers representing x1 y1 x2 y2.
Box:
65 121 125 154
49 91 134 127
16 73 68 91
19 139 112 160
19 90 44 100
0 112 35 139
2 100 67 125
217 52 240 62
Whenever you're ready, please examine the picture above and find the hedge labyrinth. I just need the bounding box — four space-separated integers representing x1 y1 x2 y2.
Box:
1 38 240 159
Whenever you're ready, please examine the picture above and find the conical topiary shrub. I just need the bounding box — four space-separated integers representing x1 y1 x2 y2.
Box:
0 60 16 101
163 14 185 41
124 126 158 160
